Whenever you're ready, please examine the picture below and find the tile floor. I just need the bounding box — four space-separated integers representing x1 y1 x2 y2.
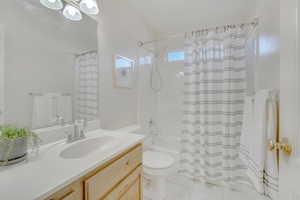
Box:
143 147 267 200
144 174 267 200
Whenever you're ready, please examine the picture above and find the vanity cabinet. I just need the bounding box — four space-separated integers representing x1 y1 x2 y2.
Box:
46 144 143 200
47 181 82 200
104 166 142 200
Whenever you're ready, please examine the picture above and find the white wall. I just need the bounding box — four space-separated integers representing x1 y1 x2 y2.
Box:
137 39 184 151
5 48 74 128
255 0 280 90
127 0 258 36
98 0 154 129
279 0 300 199
0 1 97 128
0 25 4 124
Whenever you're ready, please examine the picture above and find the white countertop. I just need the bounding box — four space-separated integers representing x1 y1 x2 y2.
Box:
0 129 144 200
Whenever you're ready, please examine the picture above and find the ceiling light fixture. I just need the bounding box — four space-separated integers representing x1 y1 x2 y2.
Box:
40 0 99 21
40 0 64 10
80 0 99 15
63 4 82 21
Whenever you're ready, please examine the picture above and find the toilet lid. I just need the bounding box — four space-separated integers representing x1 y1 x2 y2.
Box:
143 151 175 169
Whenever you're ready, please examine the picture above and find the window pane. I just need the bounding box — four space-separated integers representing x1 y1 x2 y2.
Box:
168 51 185 62
139 56 152 65
116 58 131 68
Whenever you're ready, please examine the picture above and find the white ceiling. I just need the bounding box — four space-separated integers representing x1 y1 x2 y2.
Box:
127 0 258 37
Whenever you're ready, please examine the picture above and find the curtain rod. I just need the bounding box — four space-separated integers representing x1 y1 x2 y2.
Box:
29 92 72 96
138 18 259 47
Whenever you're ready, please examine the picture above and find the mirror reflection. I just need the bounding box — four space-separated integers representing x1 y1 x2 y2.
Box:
0 0 99 129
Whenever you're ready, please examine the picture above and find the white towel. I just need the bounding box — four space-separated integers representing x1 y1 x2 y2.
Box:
264 92 279 199
239 95 264 193
32 93 73 129
239 90 279 199
57 95 73 123
32 95 53 129
251 90 270 193
239 96 255 167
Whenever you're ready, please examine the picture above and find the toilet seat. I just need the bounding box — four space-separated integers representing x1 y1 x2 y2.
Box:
143 151 175 170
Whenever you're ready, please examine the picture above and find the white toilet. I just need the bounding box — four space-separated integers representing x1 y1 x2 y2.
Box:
143 150 175 200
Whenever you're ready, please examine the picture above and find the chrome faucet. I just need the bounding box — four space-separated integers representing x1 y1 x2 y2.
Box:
54 115 65 126
66 119 87 143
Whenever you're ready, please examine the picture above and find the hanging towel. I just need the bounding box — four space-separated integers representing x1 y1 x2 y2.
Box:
239 95 264 193
239 90 279 199
239 96 255 167
264 92 279 199
32 95 53 129
57 95 73 123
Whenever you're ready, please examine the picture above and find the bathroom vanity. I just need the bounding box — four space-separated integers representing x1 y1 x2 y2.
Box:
0 130 144 200
46 144 143 200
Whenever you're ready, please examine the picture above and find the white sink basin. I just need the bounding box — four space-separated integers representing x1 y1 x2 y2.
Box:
60 136 120 159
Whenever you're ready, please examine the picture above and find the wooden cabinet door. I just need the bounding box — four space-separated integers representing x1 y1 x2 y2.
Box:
57 190 77 200
85 145 142 200
119 177 141 200
103 166 143 200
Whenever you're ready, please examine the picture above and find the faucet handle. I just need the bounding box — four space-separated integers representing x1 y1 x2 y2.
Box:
53 115 65 126
82 118 87 128
58 116 65 126
80 130 86 139
65 131 73 143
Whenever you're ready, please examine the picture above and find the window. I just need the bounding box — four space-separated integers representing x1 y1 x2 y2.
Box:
167 51 185 62
114 55 135 88
139 56 152 65
116 58 132 68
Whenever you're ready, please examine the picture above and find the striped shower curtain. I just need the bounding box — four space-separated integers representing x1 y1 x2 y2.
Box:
74 51 99 121
180 27 251 187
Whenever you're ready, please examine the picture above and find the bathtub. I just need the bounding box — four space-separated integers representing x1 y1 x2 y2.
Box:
118 125 179 154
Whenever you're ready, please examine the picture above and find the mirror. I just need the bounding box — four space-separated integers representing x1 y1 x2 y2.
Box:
114 55 135 89
0 0 99 129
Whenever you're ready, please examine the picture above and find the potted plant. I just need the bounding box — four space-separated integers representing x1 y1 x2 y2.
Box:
0 125 40 166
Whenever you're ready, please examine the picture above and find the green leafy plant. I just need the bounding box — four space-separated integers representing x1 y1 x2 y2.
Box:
0 126 36 139
0 125 41 166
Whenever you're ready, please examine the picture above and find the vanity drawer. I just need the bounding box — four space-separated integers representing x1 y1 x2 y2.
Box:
84 145 143 200
58 190 76 200
46 181 82 200
103 166 142 200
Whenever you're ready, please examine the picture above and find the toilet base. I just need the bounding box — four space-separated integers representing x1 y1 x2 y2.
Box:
144 173 167 200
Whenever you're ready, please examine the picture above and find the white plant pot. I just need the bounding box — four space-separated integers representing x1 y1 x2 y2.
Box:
0 137 27 165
